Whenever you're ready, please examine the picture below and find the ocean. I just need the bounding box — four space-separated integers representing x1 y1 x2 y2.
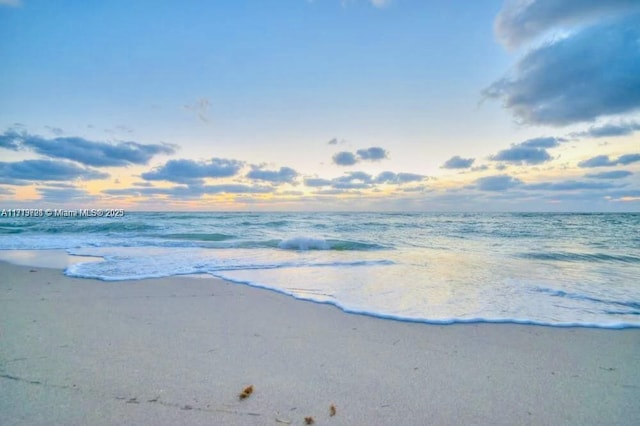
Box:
1 211 639 328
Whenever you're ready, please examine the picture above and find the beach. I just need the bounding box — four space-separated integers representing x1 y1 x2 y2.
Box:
1 260 639 425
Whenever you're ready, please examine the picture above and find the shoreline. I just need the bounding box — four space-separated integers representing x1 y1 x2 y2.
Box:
0 249 104 269
1 260 639 425
1 249 638 330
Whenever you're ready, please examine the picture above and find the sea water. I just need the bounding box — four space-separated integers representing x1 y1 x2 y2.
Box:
1 212 638 328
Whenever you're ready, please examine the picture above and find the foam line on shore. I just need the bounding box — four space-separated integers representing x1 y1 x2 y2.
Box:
209 272 640 330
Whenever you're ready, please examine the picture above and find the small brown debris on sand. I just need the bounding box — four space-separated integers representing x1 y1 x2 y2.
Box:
238 385 254 400
330 404 336 416
304 416 315 424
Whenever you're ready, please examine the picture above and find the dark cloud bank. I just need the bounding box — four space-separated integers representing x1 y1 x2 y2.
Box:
0 160 108 185
141 158 244 184
0 129 176 167
486 1 640 126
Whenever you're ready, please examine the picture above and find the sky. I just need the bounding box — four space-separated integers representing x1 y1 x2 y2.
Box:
0 0 639 212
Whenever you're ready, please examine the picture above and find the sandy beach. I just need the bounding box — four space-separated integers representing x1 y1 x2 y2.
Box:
1 260 639 425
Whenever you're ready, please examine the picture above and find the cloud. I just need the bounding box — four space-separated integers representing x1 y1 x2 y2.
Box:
485 12 640 126
183 98 211 124
332 151 358 166
0 129 22 150
442 156 475 169
525 180 619 191
578 153 640 168
585 170 633 179
374 171 425 184
246 166 298 183
37 187 96 203
335 171 372 183
520 136 563 148
0 160 109 185
374 171 397 183
101 187 154 197
28 137 176 167
304 178 333 187
572 121 640 138
606 188 640 200
490 137 562 164
304 171 424 190
577 155 614 168
313 188 356 196
132 181 154 187
44 126 65 136
104 183 272 198
617 154 640 165
0 187 15 195
474 175 523 191
332 171 373 189
277 190 304 196
0 129 177 167
198 184 273 194
141 158 244 184
494 0 639 49
357 146 388 161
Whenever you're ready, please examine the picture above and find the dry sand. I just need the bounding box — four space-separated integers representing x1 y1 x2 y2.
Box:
1 260 639 425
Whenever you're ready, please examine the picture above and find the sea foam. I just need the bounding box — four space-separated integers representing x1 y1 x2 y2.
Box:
1 212 638 328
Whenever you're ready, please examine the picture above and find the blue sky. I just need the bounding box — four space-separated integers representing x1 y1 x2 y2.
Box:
0 0 638 211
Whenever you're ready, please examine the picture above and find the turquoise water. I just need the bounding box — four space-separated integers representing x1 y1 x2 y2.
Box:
1 212 639 328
